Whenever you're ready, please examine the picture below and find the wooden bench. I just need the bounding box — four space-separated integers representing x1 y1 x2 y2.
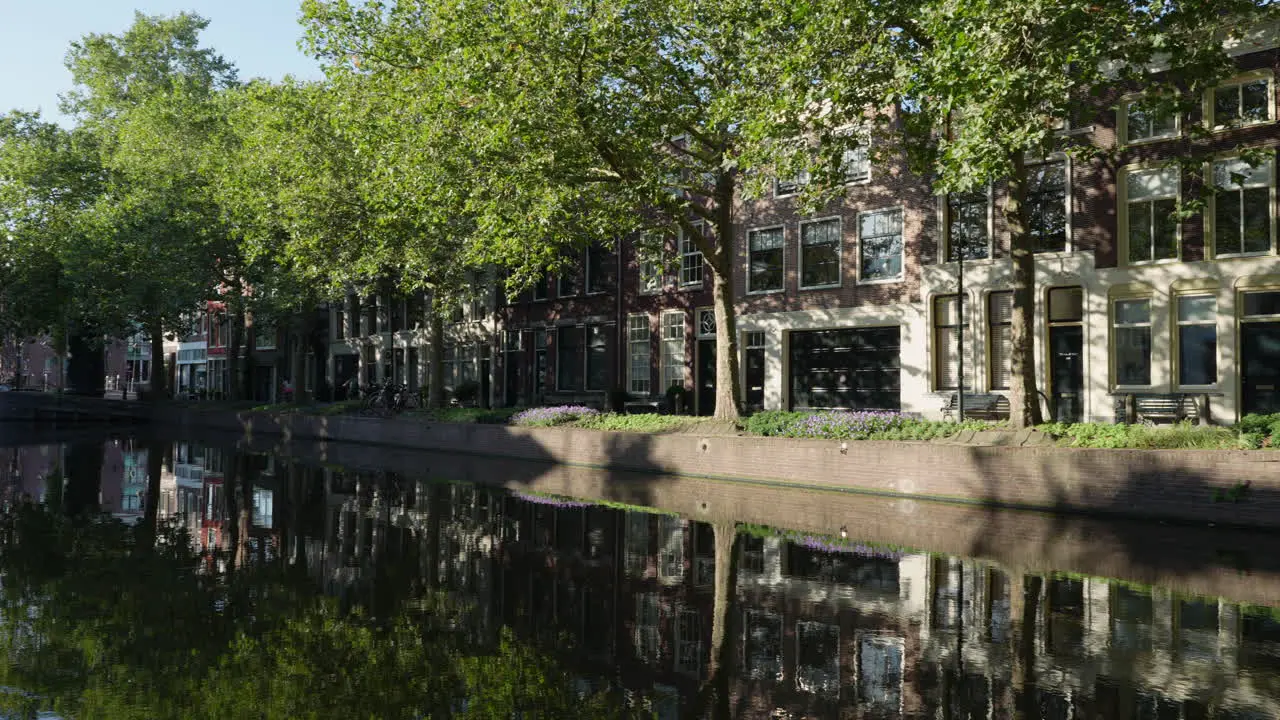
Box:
624 400 663 415
1117 393 1204 425
940 393 1010 421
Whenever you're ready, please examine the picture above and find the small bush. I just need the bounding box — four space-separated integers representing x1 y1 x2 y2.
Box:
743 410 999 441
1041 421 1241 449
421 407 521 424
510 405 601 427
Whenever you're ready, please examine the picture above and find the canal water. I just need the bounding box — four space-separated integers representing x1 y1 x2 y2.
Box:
1 433 1279 719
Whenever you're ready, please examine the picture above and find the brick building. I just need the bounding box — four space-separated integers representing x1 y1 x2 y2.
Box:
319 37 1280 424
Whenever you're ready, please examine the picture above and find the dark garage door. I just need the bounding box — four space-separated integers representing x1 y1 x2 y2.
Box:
789 327 901 411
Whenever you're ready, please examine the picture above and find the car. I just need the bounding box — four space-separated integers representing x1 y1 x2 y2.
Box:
0 384 11 392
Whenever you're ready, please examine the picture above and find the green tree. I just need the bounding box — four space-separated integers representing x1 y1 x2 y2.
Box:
746 0 1276 427
300 0 835 420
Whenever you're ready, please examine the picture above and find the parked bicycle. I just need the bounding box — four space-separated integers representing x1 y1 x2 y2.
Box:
360 380 420 417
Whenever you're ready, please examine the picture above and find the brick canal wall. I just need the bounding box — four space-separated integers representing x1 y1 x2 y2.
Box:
157 407 1280 528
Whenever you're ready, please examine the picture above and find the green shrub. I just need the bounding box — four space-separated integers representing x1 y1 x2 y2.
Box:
743 410 999 441
742 411 809 437
420 407 522 424
574 413 697 433
1041 421 1241 449
1238 413 1280 435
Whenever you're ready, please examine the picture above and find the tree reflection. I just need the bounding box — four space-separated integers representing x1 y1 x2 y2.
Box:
0 492 634 719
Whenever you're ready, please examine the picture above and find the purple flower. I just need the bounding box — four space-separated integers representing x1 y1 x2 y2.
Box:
798 536 906 560
510 405 602 427
512 492 594 508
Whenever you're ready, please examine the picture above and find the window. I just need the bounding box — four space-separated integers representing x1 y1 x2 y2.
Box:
661 312 685 391
586 243 608 293
586 325 611 391
680 224 704 287
933 295 966 390
748 226 785 292
841 138 871 184
1114 298 1152 386
674 605 702 676
1212 155 1274 256
858 208 903 281
1125 166 1179 263
634 593 661 663
1178 296 1217 386
557 326 583 390
744 611 784 681
557 257 578 297
1122 97 1178 144
628 315 651 395
859 636 904 715
1212 75 1272 128
1028 161 1068 253
988 292 1013 390
775 171 807 197
946 189 990 260
333 305 345 340
254 324 276 350
800 218 841 288
795 622 840 696
697 308 716 338
532 274 548 301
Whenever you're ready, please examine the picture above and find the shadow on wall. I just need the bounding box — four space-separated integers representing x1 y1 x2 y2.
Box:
965 444 1280 602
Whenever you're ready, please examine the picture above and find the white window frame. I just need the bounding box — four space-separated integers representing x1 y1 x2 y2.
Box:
1112 296 1154 389
988 291 1013 391
660 311 685 392
838 125 873 185
932 294 969 392
942 187 992 262
1118 94 1180 146
798 216 843 290
627 314 651 396
637 233 666 295
1120 163 1182 266
1175 294 1218 389
696 307 716 339
679 222 705 288
856 206 905 284
747 225 786 294
1207 151 1276 258
1205 70 1275 132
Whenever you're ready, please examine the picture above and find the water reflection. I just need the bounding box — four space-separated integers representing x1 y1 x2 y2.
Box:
1 438 1279 719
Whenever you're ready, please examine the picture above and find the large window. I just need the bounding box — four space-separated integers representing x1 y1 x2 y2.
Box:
1114 298 1152 386
638 236 665 294
557 326 583 390
532 274 548 301
800 218 841 288
933 295 966 390
1212 155 1274 256
1125 166 1179 263
628 315 651 395
1122 97 1178 144
859 208 903 281
586 243 608 294
840 129 872 183
748 226 785 292
1028 161 1068 253
585 324 612 391
661 312 685 392
1212 75 1272 128
680 224 704 287
947 189 989 260
1177 295 1217 386
988 291 1013 390
557 257 578 298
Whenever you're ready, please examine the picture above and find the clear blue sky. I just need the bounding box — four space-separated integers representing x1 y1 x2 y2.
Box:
0 1 325 125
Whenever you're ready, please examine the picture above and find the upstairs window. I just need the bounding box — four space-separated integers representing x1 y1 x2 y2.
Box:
1121 97 1178 144
858 208 904 281
946 188 990 260
1028 161 1068 253
748 226 785 293
1212 75 1272 129
800 218 841 288
1212 155 1274 257
680 224 704 287
638 234 665 295
1125 166 1180 264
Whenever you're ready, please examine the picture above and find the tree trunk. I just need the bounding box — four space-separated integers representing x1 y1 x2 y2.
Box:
241 311 255 402
289 318 305 405
709 171 743 423
235 454 253 570
695 520 740 719
147 318 167 402
227 303 243 402
1003 155 1044 429
1012 574 1042 719
426 310 445 409
140 442 163 552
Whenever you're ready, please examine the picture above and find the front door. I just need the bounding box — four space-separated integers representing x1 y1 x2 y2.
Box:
504 353 520 407
696 339 716 416
745 347 765 411
1049 325 1084 422
1242 323 1280 415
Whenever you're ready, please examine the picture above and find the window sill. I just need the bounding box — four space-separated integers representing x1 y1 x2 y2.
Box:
1125 257 1182 267
857 276 904 286
747 288 785 296
799 283 842 292
679 284 705 293
1121 133 1179 148
1208 118 1276 133
1213 251 1273 260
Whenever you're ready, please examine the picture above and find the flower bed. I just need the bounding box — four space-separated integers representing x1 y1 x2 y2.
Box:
509 405 601 427
743 410 998 441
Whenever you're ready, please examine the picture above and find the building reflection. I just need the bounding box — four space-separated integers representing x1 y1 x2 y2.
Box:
9 439 1280 719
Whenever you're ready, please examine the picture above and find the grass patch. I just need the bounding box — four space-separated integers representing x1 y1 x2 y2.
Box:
742 410 1000 441
406 407 523 424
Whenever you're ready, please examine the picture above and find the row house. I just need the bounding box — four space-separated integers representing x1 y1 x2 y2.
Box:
321 37 1280 423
